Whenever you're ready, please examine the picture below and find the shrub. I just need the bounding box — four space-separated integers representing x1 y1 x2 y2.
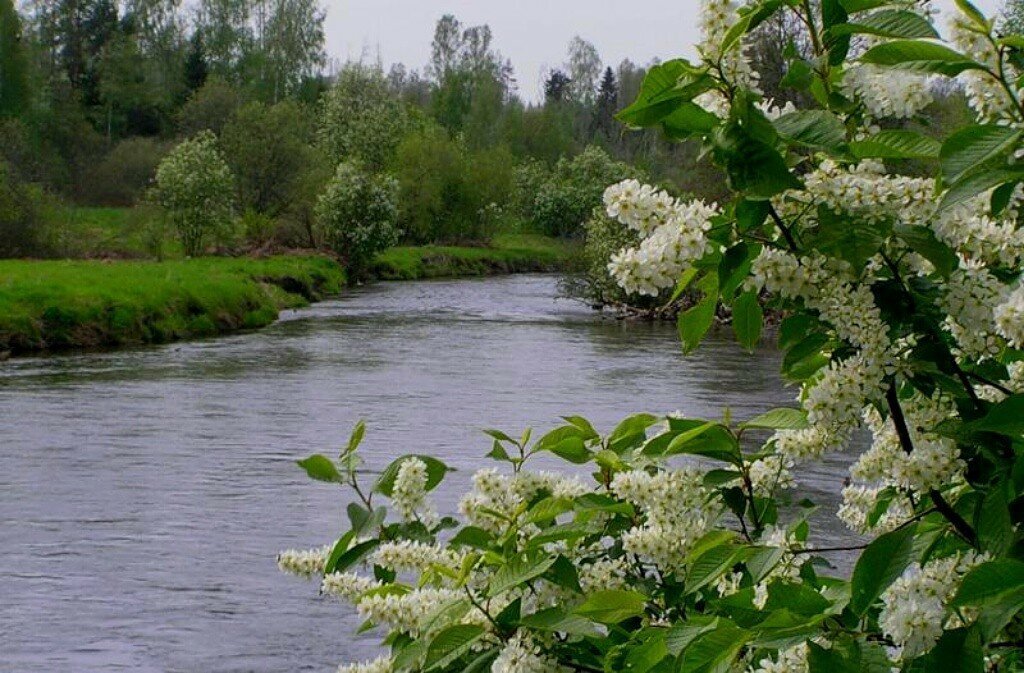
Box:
529 145 640 238
220 100 316 216
0 160 53 258
282 1 1024 672
393 127 513 243
81 137 169 206
152 131 234 257
314 161 399 278
176 77 245 137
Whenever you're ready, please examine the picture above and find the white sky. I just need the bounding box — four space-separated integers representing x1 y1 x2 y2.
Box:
322 0 1005 102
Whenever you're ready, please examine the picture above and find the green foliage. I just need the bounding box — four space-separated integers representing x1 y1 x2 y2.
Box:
0 255 343 352
318 64 416 172
153 131 235 257
221 100 316 215
314 161 399 278
0 160 53 257
528 146 641 238
81 137 170 207
393 125 514 243
0 0 29 118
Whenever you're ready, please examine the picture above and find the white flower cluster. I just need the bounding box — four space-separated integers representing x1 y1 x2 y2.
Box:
842 63 932 119
879 552 986 660
492 632 564 673
391 457 436 525
372 540 463 574
940 262 1010 358
611 468 712 570
841 395 963 532
578 557 631 593
748 642 809 673
356 587 462 637
604 181 720 296
995 284 1024 348
748 455 796 495
321 571 381 602
752 525 804 609
949 16 1019 122
276 544 330 577
336 656 392 673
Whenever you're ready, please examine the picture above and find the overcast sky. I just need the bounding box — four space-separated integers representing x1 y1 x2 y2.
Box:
322 0 1005 101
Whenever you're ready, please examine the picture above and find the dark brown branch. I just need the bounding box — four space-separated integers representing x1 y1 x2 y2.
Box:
886 384 979 548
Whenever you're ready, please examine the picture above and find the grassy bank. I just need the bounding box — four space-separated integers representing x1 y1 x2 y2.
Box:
0 256 344 354
371 233 578 280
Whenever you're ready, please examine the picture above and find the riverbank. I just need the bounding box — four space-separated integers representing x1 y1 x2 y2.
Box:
372 234 577 280
0 235 577 355
0 256 345 354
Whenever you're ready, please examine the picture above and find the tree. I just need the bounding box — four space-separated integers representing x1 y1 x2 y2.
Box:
153 130 234 256
543 68 571 105
427 13 462 83
593 66 618 138
313 161 399 278
566 35 601 106
0 0 29 117
318 63 413 172
220 99 314 215
195 0 251 79
183 29 209 92
262 0 325 101
176 76 245 135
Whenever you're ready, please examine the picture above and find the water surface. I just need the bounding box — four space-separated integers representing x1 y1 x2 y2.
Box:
0 275 853 672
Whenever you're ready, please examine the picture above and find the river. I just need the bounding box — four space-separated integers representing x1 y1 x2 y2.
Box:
0 275 856 672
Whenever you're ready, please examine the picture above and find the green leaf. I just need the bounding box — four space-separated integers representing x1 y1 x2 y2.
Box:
574 589 648 623
533 425 592 464
952 559 1024 639
849 129 941 159
520 607 603 637
861 40 986 76
322 531 355 575
297 454 343 483
607 412 660 453
561 415 600 440
424 624 486 671
330 538 380 574
969 394 1024 434
741 407 809 430
374 455 450 496
976 487 1013 556
894 224 958 276
773 110 847 151
487 554 557 598
686 543 741 594
344 420 366 456
662 103 721 139
678 620 750 673
663 422 741 464
731 291 763 350
831 10 939 39
939 167 1024 211
618 60 714 127
850 523 918 615
679 272 719 355
954 0 990 31
909 627 984 673
712 123 803 199
941 124 1023 183
666 616 720 656
805 208 891 272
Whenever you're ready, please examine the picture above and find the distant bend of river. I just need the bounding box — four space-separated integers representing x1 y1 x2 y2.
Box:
0 274 855 672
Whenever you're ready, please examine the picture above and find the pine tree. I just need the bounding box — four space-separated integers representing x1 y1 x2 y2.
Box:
184 30 209 92
593 66 618 137
0 0 28 117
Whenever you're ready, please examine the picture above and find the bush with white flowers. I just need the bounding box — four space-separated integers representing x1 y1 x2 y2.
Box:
314 161 400 279
152 130 234 257
281 1 1024 670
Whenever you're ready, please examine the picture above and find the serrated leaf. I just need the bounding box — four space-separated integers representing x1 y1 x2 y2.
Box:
732 291 763 350
679 272 719 355
848 129 941 159
424 624 486 671
297 454 343 483
861 40 985 76
831 10 939 39
773 110 847 151
574 589 648 624
941 124 1023 183
741 407 809 430
850 523 918 615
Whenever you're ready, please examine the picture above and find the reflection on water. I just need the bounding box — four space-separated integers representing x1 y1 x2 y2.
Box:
0 275 853 672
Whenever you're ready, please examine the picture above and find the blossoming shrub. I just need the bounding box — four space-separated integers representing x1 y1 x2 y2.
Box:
314 162 400 279
281 0 1024 671
152 131 234 257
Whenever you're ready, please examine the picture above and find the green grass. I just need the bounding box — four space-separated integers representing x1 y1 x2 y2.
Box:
371 233 579 280
0 255 344 353
46 206 181 259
